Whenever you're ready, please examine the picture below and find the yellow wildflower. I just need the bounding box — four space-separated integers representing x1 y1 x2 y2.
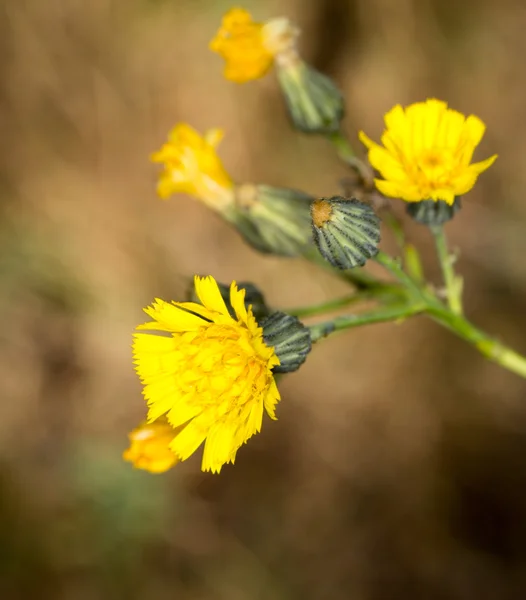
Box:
359 99 497 205
210 7 298 83
133 276 281 474
123 421 178 474
151 123 234 210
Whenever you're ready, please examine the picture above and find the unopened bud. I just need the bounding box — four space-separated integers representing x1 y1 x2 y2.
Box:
311 197 381 269
406 198 462 226
229 184 314 257
261 311 311 373
275 55 344 134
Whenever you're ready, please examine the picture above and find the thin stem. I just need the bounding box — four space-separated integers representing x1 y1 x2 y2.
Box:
431 225 463 315
374 251 424 297
382 211 405 249
288 287 403 318
328 130 355 162
289 293 371 318
309 302 425 343
403 243 425 284
305 247 384 290
427 303 526 378
327 130 374 187
375 250 526 379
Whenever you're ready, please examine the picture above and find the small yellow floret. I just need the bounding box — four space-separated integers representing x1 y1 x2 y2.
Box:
133 276 281 474
359 99 497 205
123 421 178 474
151 123 234 210
210 8 297 83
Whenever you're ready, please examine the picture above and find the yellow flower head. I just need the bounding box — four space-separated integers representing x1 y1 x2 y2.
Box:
359 99 497 205
123 421 178 474
151 124 234 210
210 8 298 83
133 276 281 474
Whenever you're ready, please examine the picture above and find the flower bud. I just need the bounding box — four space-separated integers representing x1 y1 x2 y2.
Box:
123 421 178 474
311 197 381 269
406 198 462 226
276 54 344 134
261 311 311 373
230 184 314 257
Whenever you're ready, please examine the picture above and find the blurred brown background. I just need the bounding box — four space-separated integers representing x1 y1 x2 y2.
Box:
2 0 526 598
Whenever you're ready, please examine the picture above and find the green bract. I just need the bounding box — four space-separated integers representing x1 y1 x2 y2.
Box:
311 197 381 269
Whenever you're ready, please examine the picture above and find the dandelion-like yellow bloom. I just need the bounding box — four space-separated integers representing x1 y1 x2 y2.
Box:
210 8 298 83
151 124 234 210
359 99 497 205
123 421 178 474
133 276 281 474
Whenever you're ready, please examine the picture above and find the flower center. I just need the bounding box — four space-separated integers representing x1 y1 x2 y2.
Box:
420 150 444 169
412 148 456 192
175 323 270 420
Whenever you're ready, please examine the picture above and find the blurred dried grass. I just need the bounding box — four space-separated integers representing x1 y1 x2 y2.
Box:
2 0 526 598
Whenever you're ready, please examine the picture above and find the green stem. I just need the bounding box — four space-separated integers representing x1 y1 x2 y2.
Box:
289 293 371 318
328 130 356 162
309 302 425 343
374 251 424 297
305 247 383 290
427 303 526 378
431 225 463 315
327 130 375 187
382 211 405 249
304 245 526 378
375 251 526 379
288 287 403 318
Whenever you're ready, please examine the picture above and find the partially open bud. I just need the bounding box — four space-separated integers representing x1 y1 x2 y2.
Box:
261 311 311 373
311 197 381 269
230 184 314 257
210 9 343 134
151 124 235 211
123 421 178 474
406 198 462 226
276 53 344 134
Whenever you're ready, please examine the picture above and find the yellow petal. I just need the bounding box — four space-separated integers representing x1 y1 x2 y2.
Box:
358 130 376 150
374 179 420 201
222 7 254 28
169 123 202 146
384 104 407 135
420 99 448 149
244 399 264 437
171 301 215 321
263 378 280 420
139 299 207 332
132 333 177 352
463 115 486 148
201 422 237 473
170 412 212 460
435 107 465 149
367 145 407 181
405 102 427 156
429 189 456 205
229 281 248 324
167 399 203 428
470 154 497 174
204 128 224 148
193 275 230 316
